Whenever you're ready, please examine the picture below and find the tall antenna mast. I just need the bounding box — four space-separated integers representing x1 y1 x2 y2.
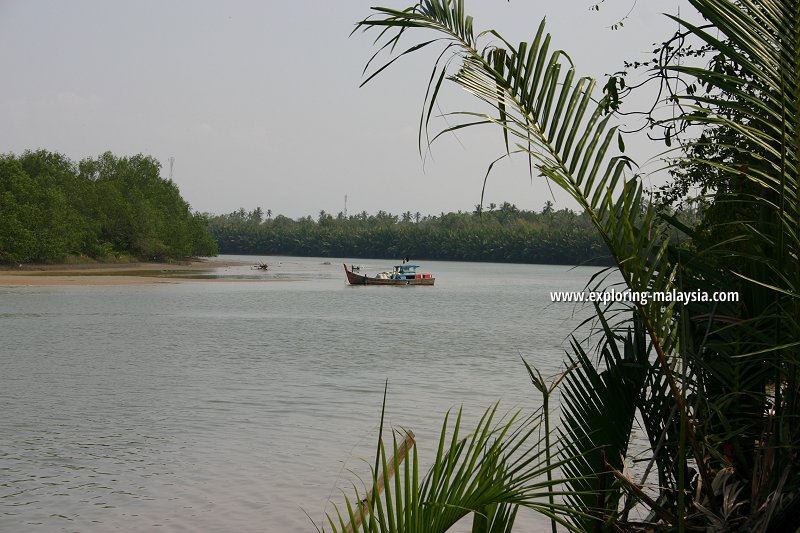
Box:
169 156 175 180
344 194 348 217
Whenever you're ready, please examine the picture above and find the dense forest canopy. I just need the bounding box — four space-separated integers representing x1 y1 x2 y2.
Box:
0 150 217 263
1 149 622 267
207 202 612 265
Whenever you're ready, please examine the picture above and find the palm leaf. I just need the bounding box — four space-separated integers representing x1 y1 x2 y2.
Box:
354 0 800 529
326 405 580 533
653 0 800 525
355 1 695 525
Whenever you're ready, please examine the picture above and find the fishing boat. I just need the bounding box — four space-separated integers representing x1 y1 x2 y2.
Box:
343 263 435 286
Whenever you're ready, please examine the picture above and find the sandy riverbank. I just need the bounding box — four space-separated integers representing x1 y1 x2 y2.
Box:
0 258 252 286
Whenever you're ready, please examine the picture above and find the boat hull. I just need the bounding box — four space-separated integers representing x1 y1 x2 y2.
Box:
344 264 435 286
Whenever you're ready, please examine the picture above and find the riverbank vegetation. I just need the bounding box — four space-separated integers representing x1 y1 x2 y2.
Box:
0 150 217 264
207 203 614 265
328 1 800 532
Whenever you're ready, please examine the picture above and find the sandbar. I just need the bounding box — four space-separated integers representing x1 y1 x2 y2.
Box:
0 258 252 286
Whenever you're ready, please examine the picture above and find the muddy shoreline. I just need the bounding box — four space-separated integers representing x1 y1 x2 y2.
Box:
0 258 253 286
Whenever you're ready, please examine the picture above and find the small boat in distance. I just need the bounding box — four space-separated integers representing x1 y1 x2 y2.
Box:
344 263 435 286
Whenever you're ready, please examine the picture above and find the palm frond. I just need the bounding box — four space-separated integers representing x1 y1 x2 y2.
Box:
327 405 578 533
353 0 800 530
356 1 695 526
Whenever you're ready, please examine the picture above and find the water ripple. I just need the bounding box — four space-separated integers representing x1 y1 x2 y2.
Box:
1 257 597 531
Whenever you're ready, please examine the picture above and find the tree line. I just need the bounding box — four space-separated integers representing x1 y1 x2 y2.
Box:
207 202 612 265
0 150 217 263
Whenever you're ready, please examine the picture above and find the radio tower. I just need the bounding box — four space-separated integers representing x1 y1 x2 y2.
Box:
344 194 348 218
169 157 175 180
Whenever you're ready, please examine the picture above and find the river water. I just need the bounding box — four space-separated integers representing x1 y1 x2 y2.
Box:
1 256 598 532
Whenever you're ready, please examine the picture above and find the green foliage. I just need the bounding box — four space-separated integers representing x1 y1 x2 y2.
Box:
207 203 609 265
327 406 578 533
557 314 649 531
328 0 800 531
0 150 217 263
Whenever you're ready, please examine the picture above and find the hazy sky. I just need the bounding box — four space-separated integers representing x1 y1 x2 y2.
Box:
1 1 688 218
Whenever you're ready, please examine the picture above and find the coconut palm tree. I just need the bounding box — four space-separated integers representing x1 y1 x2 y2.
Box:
325 1 800 531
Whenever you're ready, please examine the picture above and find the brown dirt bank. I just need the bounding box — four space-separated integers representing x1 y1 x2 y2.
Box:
0 258 254 286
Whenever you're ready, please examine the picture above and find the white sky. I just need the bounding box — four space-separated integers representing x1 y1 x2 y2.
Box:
1 1 690 218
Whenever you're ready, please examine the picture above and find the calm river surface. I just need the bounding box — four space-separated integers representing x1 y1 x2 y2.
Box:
1 256 598 532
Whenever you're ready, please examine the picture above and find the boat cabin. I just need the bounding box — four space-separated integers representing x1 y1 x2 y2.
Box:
392 264 432 280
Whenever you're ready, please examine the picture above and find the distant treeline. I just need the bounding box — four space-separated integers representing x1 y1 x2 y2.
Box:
208 203 611 265
0 150 217 263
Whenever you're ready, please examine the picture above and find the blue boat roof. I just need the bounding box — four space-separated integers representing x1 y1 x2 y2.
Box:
396 264 421 270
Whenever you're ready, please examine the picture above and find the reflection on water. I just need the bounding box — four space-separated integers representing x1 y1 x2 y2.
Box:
1 256 596 532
